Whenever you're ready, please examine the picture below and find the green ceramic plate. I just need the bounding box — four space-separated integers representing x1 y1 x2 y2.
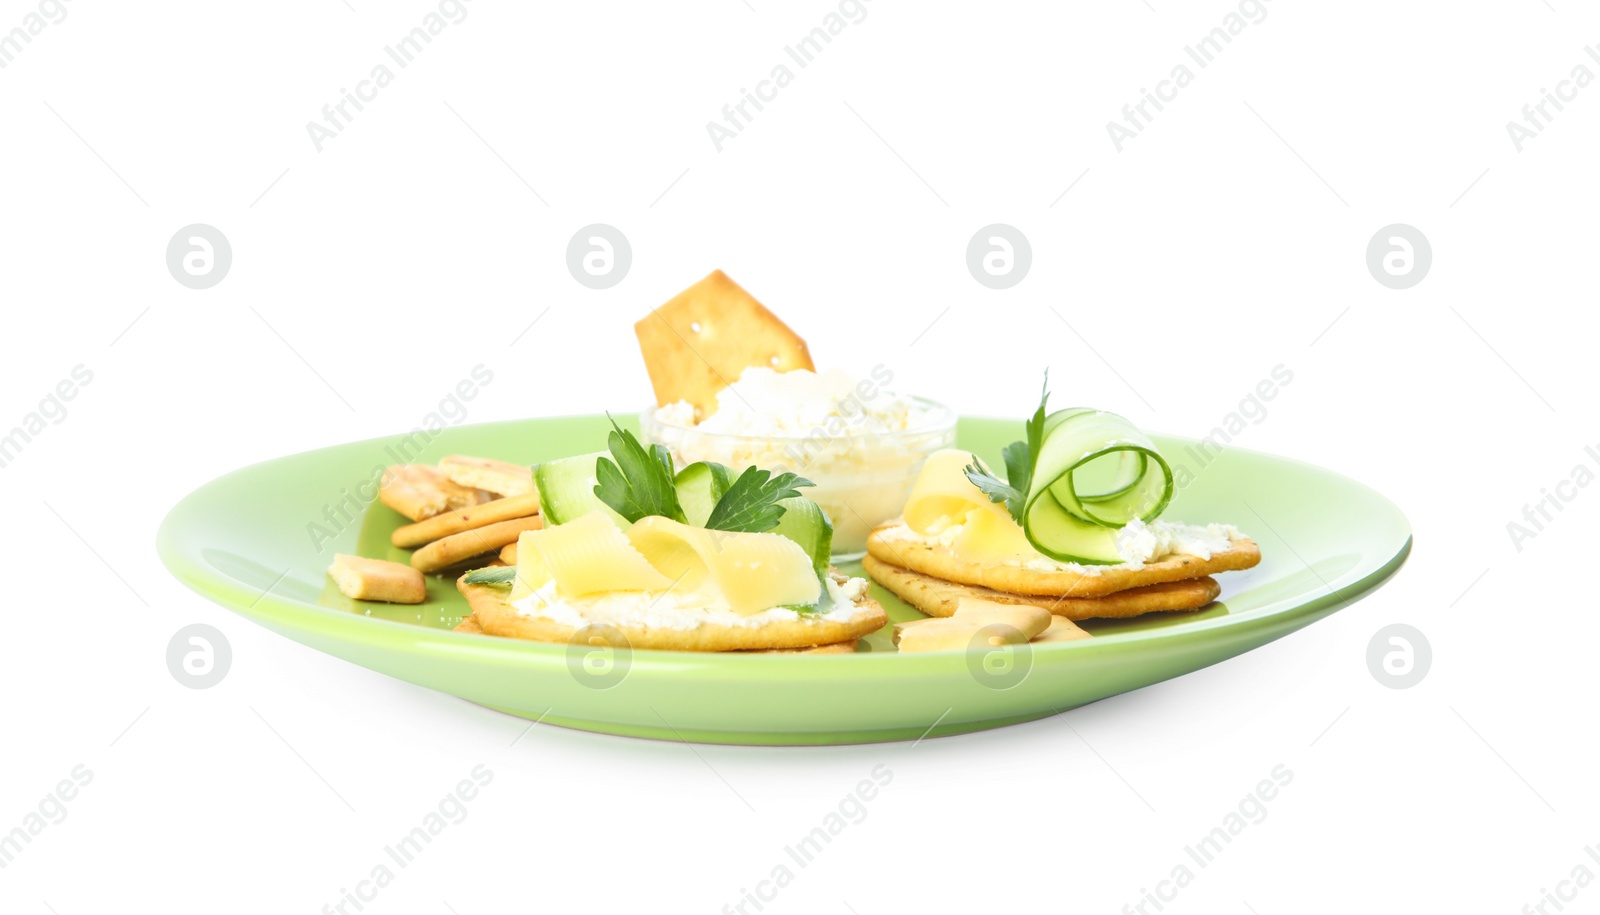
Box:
157 415 1410 745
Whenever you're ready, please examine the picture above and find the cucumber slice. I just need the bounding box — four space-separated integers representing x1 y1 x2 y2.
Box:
674 461 733 528
1022 409 1173 564
1021 490 1123 563
769 496 832 580
534 452 625 526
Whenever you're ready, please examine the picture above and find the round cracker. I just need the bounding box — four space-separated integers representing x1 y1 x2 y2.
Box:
863 554 1221 621
865 521 1260 598
456 607 856 653
456 574 886 652
740 639 860 655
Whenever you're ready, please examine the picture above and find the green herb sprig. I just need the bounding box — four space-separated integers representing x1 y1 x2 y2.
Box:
964 372 1049 525
593 416 688 524
704 466 813 533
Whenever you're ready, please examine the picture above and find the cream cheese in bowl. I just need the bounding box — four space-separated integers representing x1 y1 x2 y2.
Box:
641 366 957 558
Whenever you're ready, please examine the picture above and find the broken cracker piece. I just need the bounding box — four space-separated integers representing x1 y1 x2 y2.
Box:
328 554 426 604
951 598 1053 640
634 269 814 419
1032 616 1092 643
894 616 1031 653
438 455 535 498
378 464 489 522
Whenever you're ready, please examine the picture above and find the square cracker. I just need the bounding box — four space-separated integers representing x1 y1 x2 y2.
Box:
438 455 534 497
379 464 489 522
634 269 814 418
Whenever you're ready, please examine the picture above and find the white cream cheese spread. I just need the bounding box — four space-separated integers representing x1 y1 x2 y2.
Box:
647 368 954 555
511 573 871 631
877 518 1245 575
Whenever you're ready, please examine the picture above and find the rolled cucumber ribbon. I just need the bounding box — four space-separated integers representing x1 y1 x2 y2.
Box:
1022 408 1173 563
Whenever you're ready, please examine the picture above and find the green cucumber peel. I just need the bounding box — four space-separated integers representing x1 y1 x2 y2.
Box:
462 566 518 586
674 461 734 528
966 376 1173 565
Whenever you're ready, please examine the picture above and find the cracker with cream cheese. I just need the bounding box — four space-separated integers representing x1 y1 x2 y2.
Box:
863 554 1221 620
866 520 1260 598
456 570 885 652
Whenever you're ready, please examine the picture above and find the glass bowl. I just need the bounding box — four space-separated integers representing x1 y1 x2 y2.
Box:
640 396 958 559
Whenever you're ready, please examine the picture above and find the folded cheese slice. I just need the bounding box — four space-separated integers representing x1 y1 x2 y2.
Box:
510 511 821 614
511 511 672 600
628 516 820 614
902 449 1038 562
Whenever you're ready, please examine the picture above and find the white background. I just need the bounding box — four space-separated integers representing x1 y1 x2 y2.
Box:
2 1 1596 912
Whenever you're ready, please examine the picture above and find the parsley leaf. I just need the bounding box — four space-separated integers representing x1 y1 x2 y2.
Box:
1019 370 1049 488
593 416 687 524
963 460 1024 521
703 466 814 533
963 372 1050 525
588 416 816 533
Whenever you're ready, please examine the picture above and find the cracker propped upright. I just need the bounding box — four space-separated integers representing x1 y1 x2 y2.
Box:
635 269 814 420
